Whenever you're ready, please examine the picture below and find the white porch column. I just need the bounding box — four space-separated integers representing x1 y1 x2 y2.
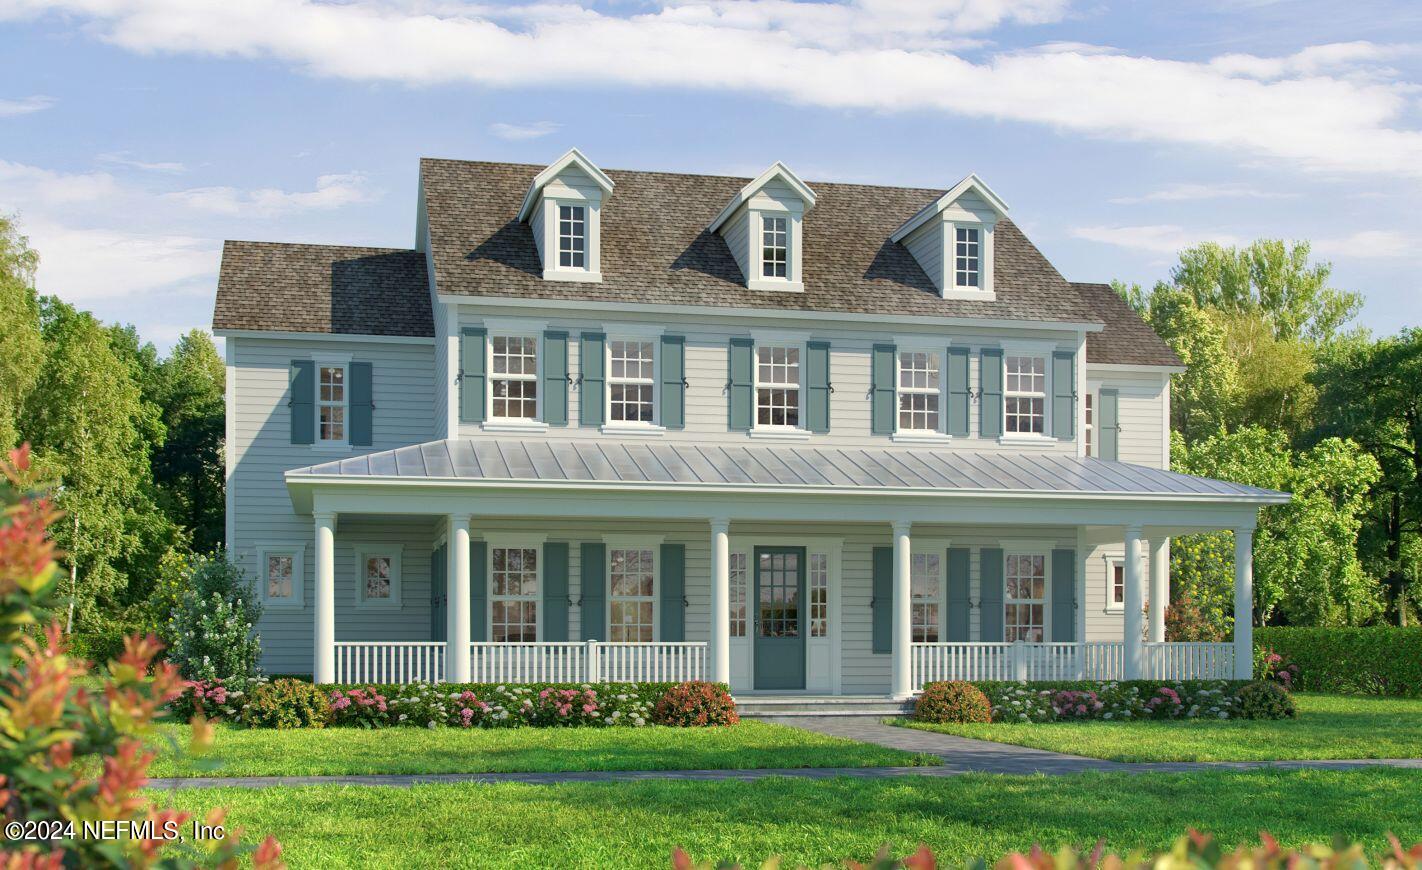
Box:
891 520 913 698
1122 525 1144 680
1233 527 1254 680
1148 537 1168 643
448 514 472 683
313 512 336 684
709 518 731 686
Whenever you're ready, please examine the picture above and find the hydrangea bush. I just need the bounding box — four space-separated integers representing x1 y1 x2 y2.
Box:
967 680 1247 723
165 552 263 683
169 675 268 722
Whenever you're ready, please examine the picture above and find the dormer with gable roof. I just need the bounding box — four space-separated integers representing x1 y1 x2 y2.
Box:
708 162 817 292
891 174 1008 302
518 148 615 283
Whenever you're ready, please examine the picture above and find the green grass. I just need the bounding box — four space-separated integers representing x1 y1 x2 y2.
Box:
148 721 931 777
897 693 1422 762
154 768 1422 868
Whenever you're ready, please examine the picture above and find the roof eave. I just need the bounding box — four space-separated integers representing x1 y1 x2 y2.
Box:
889 173 1011 244
707 161 819 234
515 147 616 222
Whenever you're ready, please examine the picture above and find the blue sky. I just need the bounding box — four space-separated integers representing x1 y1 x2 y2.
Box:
1 0 1419 351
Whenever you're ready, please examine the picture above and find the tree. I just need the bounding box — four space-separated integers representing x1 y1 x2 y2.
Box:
153 330 227 552
1221 309 1317 437
0 215 43 451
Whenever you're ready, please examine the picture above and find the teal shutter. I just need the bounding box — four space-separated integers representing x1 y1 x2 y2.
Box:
460 327 486 423
431 544 446 642
946 346 970 437
580 542 606 641
979 548 1004 641
470 540 488 643
871 546 893 654
871 344 896 435
544 331 569 427
805 340 831 434
348 361 373 447
1052 350 1075 441
289 360 314 444
1098 388 1120 461
580 333 605 427
660 335 686 429
660 543 686 642
979 349 1004 438
1052 549 1076 642
728 338 754 431
543 542 570 641
946 547 971 642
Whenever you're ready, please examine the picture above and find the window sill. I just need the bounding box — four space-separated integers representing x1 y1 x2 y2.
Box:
747 278 804 293
542 268 603 283
997 434 1059 447
600 423 666 437
748 428 812 442
891 432 952 445
482 421 550 434
940 287 995 302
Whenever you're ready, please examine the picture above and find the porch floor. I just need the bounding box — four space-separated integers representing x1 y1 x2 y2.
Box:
733 694 913 718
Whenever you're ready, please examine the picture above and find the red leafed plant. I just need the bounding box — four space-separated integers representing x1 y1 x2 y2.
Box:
0 445 284 868
652 681 739 727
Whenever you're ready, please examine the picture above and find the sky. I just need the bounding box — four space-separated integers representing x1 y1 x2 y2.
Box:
1 0 1420 353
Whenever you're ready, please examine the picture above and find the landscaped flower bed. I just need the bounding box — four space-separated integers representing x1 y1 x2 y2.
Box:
927 679 1266 723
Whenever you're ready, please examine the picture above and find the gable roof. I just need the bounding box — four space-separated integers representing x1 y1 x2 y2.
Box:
889 173 1010 243
515 147 616 222
706 161 817 233
1073 282 1184 368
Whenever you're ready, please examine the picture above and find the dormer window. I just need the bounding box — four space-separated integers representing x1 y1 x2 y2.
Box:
708 162 816 293
954 227 981 288
762 215 788 279
891 174 1007 301
517 148 613 283
558 205 586 269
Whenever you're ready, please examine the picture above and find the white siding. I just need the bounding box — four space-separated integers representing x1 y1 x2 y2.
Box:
722 211 749 281
902 218 944 291
1089 368 1169 469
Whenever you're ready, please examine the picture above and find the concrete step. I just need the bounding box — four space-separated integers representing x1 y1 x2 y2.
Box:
734 696 915 718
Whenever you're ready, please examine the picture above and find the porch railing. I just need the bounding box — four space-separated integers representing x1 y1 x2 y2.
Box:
333 642 447 684
911 641 1232 686
467 641 708 685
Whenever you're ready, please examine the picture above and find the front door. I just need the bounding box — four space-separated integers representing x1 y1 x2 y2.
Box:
753 546 806 690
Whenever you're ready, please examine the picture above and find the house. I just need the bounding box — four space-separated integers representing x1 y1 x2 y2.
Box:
213 149 1287 697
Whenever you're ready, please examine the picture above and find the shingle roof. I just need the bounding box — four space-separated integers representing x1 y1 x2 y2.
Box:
286 437 1289 504
1074 282 1183 368
213 241 432 338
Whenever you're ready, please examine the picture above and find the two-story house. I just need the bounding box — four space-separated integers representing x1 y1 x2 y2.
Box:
214 149 1286 699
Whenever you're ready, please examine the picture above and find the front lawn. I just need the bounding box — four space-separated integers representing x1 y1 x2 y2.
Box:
156 768 1422 868
148 720 930 777
898 693 1422 762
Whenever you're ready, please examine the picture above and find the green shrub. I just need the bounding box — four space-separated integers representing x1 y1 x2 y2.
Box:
973 680 1247 723
652 681 739 727
241 677 331 729
1255 627 1422 696
167 550 264 681
1236 681 1297 720
915 681 991 723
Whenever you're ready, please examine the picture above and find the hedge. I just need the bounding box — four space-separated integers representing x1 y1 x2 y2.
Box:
1255 627 1422 696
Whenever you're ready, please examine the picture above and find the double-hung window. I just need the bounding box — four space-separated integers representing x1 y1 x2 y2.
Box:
911 553 941 643
558 205 586 269
756 344 800 427
898 351 941 432
1004 553 1047 642
317 365 346 443
761 215 787 278
608 340 656 424
491 335 539 421
954 227 980 288
1004 355 1047 435
491 546 539 642
608 547 656 642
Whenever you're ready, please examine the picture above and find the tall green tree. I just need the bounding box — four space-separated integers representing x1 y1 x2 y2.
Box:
0 216 43 450
153 329 227 551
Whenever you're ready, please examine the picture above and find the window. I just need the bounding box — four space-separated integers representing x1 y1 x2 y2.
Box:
954 226 980 288
491 547 538 642
761 215 787 278
354 545 402 607
609 547 656 643
729 552 747 638
756 344 800 427
1109 559 1125 610
267 554 294 600
491 335 539 420
911 553 941 643
809 553 828 638
558 205 586 269
608 340 656 424
318 365 346 442
1004 355 1047 435
1004 553 1047 642
1084 392 1095 456
257 544 303 607
898 351 941 432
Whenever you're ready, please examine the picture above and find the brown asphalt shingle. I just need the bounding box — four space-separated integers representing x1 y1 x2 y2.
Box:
1074 282 1183 368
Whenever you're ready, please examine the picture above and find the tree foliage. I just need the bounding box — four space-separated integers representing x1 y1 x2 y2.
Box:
0 216 43 452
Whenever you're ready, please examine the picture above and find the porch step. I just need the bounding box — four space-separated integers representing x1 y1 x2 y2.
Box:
734 695 915 718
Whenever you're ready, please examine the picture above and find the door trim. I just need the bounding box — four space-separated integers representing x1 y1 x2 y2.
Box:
752 545 807 691
730 535 842 695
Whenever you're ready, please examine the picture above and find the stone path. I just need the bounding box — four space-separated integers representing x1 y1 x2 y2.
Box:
147 717 1422 790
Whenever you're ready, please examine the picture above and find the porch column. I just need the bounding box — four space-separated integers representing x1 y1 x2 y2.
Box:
1233 527 1254 680
313 512 335 684
1148 538 1168 643
448 514 472 683
709 518 731 685
891 520 913 698
1122 524 1144 680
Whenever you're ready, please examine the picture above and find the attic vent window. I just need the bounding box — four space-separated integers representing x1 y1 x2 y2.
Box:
761 215 787 278
558 205 586 269
955 226 980 288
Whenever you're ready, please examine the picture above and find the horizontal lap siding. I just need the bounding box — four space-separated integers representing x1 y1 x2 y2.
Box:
1081 541 1138 642
1091 368 1167 469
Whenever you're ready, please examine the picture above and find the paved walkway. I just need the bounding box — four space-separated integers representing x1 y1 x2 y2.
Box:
147 717 1422 790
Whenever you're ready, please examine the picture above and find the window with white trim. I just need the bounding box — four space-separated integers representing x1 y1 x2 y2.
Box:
1084 392 1095 456
491 547 538 642
809 553 828 638
761 215 787 278
608 340 656 424
317 365 346 443
609 547 656 643
729 552 747 638
354 545 402 607
898 351 941 432
558 205 586 269
491 335 539 420
1004 355 1047 435
257 545 304 607
911 553 941 643
756 344 800 427
955 227 980 288
1107 558 1125 611
1004 553 1047 642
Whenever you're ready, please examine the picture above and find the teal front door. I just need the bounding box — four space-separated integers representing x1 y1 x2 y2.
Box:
753 547 806 690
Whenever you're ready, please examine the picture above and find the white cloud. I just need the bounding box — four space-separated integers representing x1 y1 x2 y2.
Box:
489 120 561 141
24 219 218 302
0 159 123 204
97 151 187 172
3 2 1420 178
1314 230 1415 259
1110 182 1297 204
0 94 55 116
1071 224 1244 255
164 171 371 217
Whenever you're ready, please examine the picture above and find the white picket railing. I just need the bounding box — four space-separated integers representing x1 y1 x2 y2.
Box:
911 640 1231 687
1143 642 1234 680
333 642 446 684
469 640 707 685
